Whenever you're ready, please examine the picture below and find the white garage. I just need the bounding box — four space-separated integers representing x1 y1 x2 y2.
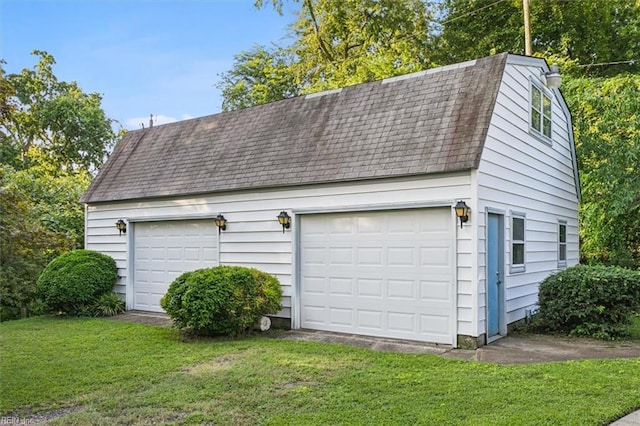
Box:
83 54 581 348
132 220 218 312
299 208 455 344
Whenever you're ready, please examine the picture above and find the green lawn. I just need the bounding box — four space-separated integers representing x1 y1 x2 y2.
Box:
1 317 639 425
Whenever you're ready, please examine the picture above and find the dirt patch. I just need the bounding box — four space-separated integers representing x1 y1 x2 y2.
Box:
3 406 81 425
181 352 246 375
108 311 172 327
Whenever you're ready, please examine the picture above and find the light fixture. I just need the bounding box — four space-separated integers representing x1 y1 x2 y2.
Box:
454 201 470 229
115 219 127 236
277 211 291 233
214 214 227 234
542 63 562 89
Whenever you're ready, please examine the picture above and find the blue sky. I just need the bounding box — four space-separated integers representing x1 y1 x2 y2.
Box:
1 0 293 130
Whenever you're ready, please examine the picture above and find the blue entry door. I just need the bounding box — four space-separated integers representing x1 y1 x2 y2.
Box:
487 213 502 337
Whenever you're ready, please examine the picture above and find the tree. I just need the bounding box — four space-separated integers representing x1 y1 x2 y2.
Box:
433 0 640 76
562 73 640 267
289 0 435 93
0 51 115 319
217 45 300 112
219 0 436 109
0 163 88 319
432 0 524 64
1 50 117 173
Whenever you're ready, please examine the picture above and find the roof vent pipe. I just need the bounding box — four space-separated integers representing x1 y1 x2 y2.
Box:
149 114 154 128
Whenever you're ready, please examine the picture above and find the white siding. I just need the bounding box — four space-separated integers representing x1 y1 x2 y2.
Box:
85 173 473 330
475 59 580 336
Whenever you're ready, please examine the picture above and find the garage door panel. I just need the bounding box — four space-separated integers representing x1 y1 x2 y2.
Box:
357 310 383 329
303 247 325 264
420 280 451 301
356 216 383 233
302 276 325 294
420 247 450 266
329 277 353 296
421 314 451 335
357 278 383 297
357 247 383 265
134 220 218 312
387 279 415 299
303 305 329 325
330 247 354 265
300 208 454 344
387 312 414 332
387 247 415 265
330 308 354 326
329 217 356 234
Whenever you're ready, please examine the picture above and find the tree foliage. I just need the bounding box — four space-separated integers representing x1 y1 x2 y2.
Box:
218 45 300 112
219 0 435 110
0 163 90 320
1 51 115 320
289 0 435 92
562 73 640 266
434 0 640 76
1 50 116 173
221 0 640 111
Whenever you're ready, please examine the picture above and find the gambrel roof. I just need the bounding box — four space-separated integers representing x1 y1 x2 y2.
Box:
81 53 509 203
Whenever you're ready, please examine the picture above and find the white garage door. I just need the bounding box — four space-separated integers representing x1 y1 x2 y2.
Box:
300 208 454 344
133 220 218 312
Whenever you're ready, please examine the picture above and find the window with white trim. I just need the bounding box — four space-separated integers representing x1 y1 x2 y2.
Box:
531 83 552 139
511 214 525 272
558 221 567 266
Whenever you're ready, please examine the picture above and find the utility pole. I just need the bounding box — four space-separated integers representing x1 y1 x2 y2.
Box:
523 0 532 55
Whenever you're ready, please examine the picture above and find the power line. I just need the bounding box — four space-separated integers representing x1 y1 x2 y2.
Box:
436 0 510 26
578 59 637 68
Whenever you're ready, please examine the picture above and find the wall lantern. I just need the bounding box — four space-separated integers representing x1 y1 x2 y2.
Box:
454 201 470 229
214 214 227 234
277 211 291 233
542 63 562 89
115 219 127 236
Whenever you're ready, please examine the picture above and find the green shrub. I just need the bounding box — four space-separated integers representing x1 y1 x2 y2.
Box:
36 250 117 315
537 265 640 339
93 292 125 317
160 266 282 336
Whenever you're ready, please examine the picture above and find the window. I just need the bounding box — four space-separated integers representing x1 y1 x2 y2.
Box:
558 221 567 265
531 83 552 139
511 214 525 272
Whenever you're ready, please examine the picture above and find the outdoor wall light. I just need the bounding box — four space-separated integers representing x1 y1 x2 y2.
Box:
214 214 227 234
542 63 562 89
115 219 127 236
454 201 470 229
277 211 291 233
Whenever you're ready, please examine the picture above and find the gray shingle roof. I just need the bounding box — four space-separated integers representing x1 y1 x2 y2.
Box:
81 53 507 203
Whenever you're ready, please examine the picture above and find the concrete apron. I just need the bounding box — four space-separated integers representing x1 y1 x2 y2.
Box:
280 330 640 364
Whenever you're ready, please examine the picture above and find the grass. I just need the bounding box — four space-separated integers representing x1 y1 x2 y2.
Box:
1 317 640 425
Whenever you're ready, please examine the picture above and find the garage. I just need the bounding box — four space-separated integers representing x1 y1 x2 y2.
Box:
299 208 454 344
133 220 218 312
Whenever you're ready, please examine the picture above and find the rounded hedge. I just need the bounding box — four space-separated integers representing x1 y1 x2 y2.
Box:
160 266 282 336
537 265 640 339
37 250 118 314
